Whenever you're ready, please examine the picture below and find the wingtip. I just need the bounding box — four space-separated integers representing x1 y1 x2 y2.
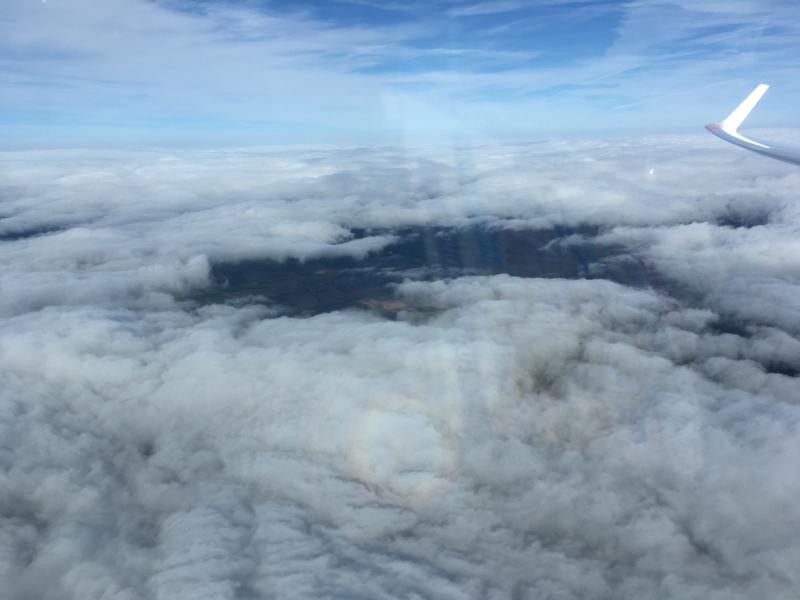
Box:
720 83 770 133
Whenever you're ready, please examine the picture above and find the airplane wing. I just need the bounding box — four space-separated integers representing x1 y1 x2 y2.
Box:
706 84 800 166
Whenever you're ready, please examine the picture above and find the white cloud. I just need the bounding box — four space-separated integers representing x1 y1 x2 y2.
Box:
2 276 799 598
2 134 800 321
1 137 800 598
447 1 531 17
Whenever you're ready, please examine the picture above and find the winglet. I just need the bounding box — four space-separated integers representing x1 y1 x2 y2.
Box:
721 83 769 132
705 84 800 165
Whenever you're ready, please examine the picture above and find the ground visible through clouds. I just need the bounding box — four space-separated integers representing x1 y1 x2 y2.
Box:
197 225 652 315
1 135 800 599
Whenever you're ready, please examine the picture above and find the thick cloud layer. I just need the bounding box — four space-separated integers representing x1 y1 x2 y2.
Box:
2 136 799 316
1 136 799 599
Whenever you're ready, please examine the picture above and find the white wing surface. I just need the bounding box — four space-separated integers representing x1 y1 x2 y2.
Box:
706 84 800 166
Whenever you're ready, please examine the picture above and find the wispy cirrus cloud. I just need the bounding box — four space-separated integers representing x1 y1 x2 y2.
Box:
1 0 799 144
446 0 531 17
446 0 609 17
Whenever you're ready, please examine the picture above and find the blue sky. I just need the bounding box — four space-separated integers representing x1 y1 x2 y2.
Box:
2 0 800 147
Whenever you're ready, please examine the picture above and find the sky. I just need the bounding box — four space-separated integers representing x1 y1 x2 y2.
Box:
2 0 800 146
